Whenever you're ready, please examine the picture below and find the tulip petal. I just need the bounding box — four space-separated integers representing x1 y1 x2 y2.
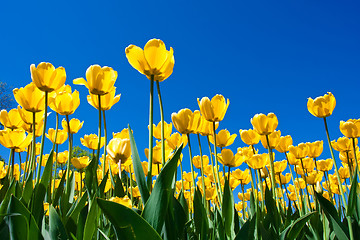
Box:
144 39 168 70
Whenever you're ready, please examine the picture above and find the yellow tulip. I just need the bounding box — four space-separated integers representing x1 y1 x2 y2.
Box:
100 154 119 175
250 113 278 135
61 118 84 134
166 132 188 150
37 154 50 167
209 129 237 148
306 171 324 185
192 155 209 170
246 153 270 170
71 156 90 170
0 129 32 150
144 142 172 164
307 92 336 118
171 108 194 134
109 196 132 208
198 115 218 136
13 82 45 113
73 65 117 95
150 121 172 140
332 137 356 152
125 39 174 82
301 157 315 172
317 158 333 172
0 109 24 130
48 85 80 115
57 151 68 164
260 130 281 149
87 87 121 110
46 128 68 145
275 135 293 153
17 106 44 126
338 165 350 179
217 149 244 168
306 140 323 158
276 173 291 185
113 128 131 139
288 143 309 159
273 160 287 174
197 94 230 122
232 169 251 183
107 138 131 164
80 134 105 150
239 129 260 146
339 119 360 138
30 62 66 92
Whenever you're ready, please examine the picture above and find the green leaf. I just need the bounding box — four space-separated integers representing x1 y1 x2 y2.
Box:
21 171 33 205
222 178 235 239
49 205 68 240
53 170 66 208
0 179 16 223
128 125 150 203
347 167 358 217
280 211 315 240
84 155 98 199
178 191 188 221
83 196 98 240
114 174 126 197
98 170 109 198
40 149 54 187
141 145 183 233
7 195 43 240
171 195 187 238
234 213 256 240
76 204 88 240
264 185 280 231
315 192 349 240
6 213 28 240
97 198 162 240
193 187 209 239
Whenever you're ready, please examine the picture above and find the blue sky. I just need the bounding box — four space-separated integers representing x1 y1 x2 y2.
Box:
1 1 360 200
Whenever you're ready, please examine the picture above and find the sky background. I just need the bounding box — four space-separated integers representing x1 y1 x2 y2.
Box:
1 0 360 201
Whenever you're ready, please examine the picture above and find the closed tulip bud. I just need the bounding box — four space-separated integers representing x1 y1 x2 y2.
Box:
197 94 230 122
13 82 45 113
307 92 336 118
275 135 293 153
251 113 278 135
246 153 270 170
166 132 187 150
125 39 174 82
71 156 90 170
260 130 281 149
0 109 24 130
46 128 68 145
317 158 333 172
74 65 117 95
107 138 131 164
62 118 84 134
30 62 66 92
239 129 260 146
288 143 309 159
209 129 237 148
49 85 80 115
217 149 244 168
87 87 121 110
332 137 356 152
149 121 172 140
81 134 105 150
339 119 360 138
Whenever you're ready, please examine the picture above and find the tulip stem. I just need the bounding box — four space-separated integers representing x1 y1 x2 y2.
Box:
10 149 14 180
65 115 73 192
265 135 277 200
284 152 301 215
102 110 108 181
37 91 48 184
97 95 102 161
156 81 166 166
187 134 196 200
147 76 154 190
352 138 360 178
30 112 36 180
212 122 223 203
197 134 207 205
130 165 134 207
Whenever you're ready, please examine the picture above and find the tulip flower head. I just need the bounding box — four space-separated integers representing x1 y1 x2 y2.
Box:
46 128 68 145
87 87 121 110
62 118 84 134
13 82 45 113
107 138 131 164
209 129 237 148
30 62 66 92
71 156 90 170
251 113 278 135
197 94 230 122
339 119 360 138
0 129 32 150
239 129 260 146
0 109 24 130
171 108 194 134
307 92 336 118
49 85 80 115
125 39 174 82
275 135 293 153
81 134 105 150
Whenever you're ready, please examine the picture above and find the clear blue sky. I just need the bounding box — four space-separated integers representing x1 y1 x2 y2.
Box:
1 1 360 200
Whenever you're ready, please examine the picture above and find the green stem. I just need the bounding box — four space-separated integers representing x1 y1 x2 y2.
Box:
212 122 223 202
130 166 134 207
147 76 154 190
265 135 277 199
102 110 108 180
30 112 36 179
197 134 207 205
187 134 196 199
65 115 73 192
284 152 301 216
37 91 48 183
352 138 359 178
10 149 14 180
206 136 221 205
156 81 166 166
97 95 102 161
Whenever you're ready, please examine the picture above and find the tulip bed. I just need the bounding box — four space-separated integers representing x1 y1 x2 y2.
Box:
0 39 360 240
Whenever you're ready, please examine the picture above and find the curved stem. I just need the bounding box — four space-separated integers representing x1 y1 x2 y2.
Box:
147 76 154 190
37 91 48 183
156 81 166 166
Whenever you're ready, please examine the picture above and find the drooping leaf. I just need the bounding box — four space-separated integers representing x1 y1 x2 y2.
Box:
141 145 183 233
97 198 162 240
280 211 315 240
128 125 150 203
